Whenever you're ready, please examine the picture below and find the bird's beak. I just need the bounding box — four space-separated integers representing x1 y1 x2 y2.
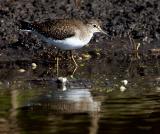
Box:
100 29 107 34
99 28 110 37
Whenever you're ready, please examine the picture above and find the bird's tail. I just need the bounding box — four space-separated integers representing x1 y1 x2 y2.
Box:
19 21 35 31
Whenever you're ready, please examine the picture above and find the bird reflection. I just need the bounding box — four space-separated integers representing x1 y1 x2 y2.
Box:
20 79 101 114
16 78 101 134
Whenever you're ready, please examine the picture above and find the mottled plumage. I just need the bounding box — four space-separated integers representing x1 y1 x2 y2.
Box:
32 19 81 40
20 19 90 40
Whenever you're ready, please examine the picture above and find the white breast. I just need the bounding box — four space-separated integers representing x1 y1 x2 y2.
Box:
29 30 93 50
44 34 93 50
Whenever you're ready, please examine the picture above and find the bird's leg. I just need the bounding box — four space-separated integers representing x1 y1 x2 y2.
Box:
69 50 78 67
69 50 78 77
56 49 60 76
71 65 78 77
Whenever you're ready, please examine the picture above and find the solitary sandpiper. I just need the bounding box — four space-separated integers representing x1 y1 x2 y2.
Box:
20 19 108 66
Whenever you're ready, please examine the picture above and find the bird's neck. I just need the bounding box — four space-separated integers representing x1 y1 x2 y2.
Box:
79 25 93 37
78 31 93 45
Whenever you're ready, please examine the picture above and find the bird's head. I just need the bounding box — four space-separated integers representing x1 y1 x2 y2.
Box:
86 19 109 36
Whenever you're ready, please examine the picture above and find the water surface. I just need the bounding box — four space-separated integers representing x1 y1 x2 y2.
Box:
0 55 159 134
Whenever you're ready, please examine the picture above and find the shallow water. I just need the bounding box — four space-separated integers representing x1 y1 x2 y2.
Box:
0 56 159 134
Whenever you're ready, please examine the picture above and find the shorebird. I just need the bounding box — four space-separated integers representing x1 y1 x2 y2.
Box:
19 19 108 67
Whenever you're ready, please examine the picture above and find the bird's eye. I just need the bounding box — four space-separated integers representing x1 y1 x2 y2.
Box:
93 24 97 27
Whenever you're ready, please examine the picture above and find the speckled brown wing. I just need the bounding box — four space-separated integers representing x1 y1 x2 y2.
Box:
32 19 76 40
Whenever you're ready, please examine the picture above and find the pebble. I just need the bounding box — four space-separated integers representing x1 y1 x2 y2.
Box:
121 80 128 86
1 19 4 23
120 86 126 92
18 69 26 73
31 63 37 69
78 57 83 60
57 77 68 83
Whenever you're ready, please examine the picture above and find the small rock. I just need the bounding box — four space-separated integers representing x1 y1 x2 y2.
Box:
78 57 83 60
1 19 4 23
57 77 68 83
31 63 37 69
120 86 126 92
18 69 26 73
121 80 128 86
